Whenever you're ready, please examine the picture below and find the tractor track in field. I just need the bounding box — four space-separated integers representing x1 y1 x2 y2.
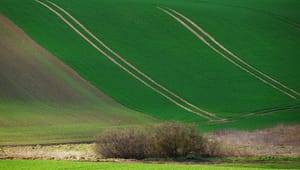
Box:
46 0 219 120
166 7 300 98
242 104 300 117
36 0 218 120
202 104 300 125
159 7 298 100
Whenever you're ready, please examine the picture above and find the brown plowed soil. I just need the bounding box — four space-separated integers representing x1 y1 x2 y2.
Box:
0 14 117 105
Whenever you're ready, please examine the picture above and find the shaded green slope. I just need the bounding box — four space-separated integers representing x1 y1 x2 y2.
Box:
0 0 299 130
0 14 155 145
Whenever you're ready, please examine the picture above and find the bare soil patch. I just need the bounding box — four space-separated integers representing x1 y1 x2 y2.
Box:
0 14 120 105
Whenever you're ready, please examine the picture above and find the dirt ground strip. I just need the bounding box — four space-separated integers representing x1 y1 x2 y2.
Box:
1 125 299 161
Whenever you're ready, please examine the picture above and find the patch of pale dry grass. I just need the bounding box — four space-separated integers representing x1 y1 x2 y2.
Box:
206 125 300 157
0 144 97 161
1 125 299 160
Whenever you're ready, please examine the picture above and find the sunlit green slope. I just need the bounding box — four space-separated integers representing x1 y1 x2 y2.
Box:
0 0 299 137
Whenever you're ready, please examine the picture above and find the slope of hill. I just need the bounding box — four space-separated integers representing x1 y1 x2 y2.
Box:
0 0 299 144
0 14 155 145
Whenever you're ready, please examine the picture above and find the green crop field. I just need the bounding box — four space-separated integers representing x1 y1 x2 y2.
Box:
0 9 155 145
1 160 299 170
0 0 300 144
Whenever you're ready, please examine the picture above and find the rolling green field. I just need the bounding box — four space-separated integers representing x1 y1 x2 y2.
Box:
1 160 299 170
0 0 300 144
0 102 154 145
0 11 155 145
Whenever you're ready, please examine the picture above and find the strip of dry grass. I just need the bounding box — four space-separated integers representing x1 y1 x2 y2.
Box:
1 125 299 161
0 144 97 161
206 125 300 157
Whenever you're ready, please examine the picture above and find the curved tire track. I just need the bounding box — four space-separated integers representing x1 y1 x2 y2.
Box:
158 7 297 100
46 0 219 119
35 0 215 120
167 7 300 97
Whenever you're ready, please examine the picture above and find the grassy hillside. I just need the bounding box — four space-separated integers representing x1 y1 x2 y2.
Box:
0 0 299 144
35 0 300 115
0 14 155 145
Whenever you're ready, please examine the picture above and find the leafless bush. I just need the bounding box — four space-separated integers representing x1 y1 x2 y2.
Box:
201 140 222 157
95 128 147 159
145 122 206 158
95 122 221 159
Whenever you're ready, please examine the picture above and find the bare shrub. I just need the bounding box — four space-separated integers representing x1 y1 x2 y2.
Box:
95 122 222 159
95 128 147 159
145 122 206 158
201 140 222 157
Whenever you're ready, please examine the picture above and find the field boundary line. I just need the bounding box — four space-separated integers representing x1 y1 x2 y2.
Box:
35 0 214 120
167 7 300 97
46 0 219 119
242 104 300 117
158 7 297 99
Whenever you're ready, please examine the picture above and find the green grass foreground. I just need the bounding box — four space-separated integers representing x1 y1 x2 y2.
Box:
0 160 299 170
